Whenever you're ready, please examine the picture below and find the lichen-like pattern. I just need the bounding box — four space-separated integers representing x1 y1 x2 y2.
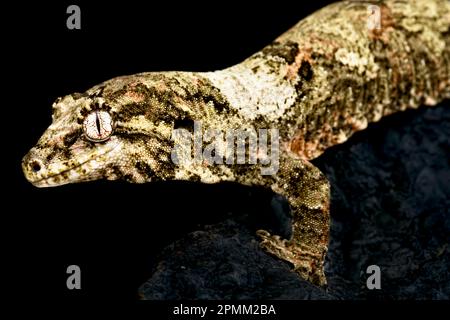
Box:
22 0 450 286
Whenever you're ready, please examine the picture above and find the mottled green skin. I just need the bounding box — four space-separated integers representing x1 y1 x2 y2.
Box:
22 0 450 286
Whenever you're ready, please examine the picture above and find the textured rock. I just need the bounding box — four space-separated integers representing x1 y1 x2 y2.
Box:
139 218 332 300
317 101 450 299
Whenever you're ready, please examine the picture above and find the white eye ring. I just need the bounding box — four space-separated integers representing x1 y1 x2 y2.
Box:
83 110 113 142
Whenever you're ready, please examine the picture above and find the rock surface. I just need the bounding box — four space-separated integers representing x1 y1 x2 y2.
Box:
139 219 333 300
318 103 450 299
140 101 450 300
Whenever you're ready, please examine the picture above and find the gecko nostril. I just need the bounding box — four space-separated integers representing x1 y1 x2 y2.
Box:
31 161 41 172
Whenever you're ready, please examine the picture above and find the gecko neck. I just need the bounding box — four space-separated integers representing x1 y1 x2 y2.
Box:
204 52 297 125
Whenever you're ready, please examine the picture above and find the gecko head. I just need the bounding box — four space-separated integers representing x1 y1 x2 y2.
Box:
21 93 129 187
22 72 225 187
21 75 194 187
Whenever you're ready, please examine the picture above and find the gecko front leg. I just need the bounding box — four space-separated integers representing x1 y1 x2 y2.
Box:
230 151 331 286
250 153 330 287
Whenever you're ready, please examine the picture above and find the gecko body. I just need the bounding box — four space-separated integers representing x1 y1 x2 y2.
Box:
22 0 450 286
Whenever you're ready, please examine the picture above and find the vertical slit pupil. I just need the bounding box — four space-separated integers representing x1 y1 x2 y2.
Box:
95 111 101 134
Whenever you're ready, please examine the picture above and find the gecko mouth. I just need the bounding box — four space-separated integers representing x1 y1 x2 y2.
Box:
26 156 100 187
23 140 123 187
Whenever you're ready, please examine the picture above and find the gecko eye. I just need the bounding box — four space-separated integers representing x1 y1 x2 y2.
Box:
83 110 113 142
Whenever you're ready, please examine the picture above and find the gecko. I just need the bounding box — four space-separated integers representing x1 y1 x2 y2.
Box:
22 0 450 287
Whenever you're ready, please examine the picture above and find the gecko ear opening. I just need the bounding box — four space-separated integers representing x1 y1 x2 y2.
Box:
174 118 194 130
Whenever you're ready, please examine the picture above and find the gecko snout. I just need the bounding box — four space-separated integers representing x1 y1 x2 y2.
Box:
22 151 44 184
30 160 42 172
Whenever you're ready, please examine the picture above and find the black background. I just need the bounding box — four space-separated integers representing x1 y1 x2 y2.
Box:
5 0 449 315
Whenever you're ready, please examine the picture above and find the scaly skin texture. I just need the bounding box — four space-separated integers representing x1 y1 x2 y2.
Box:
22 0 450 287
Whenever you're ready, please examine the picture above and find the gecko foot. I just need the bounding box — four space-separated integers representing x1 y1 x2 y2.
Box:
257 229 327 287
